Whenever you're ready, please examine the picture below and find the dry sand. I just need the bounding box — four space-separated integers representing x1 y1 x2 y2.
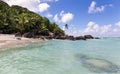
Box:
0 34 45 49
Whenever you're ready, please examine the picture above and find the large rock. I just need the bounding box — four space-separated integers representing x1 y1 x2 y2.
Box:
55 36 66 40
49 32 54 37
15 32 22 37
66 35 75 40
84 35 94 39
75 36 86 40
54 35 75 40
53 30 65 37
23 32 34 38
38 29 50 36
44 36 53 39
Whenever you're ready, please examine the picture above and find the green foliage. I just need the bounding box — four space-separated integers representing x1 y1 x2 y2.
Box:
0 1 64 36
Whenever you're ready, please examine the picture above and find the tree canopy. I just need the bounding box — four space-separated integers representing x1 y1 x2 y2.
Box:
0 1 64 37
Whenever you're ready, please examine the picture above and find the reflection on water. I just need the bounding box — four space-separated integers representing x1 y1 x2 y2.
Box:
77 54 120 73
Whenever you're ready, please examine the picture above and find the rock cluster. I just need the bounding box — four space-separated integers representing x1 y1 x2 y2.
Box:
15 32 100 40
52 35 99 40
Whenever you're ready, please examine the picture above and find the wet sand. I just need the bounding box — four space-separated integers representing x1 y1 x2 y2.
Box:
0 34 45 49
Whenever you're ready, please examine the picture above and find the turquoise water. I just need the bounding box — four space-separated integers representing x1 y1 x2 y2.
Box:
0 38 120 74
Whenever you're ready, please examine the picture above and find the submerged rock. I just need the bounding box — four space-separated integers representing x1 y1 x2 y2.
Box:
77 54 120 73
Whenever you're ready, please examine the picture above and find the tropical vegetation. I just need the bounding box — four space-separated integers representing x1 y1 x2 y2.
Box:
0 1 64 38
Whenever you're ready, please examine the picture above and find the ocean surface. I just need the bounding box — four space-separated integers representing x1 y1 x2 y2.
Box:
0 38 120 74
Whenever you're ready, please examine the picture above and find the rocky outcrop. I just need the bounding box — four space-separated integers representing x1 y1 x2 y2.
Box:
15 32 22 37
54 36 66 39
38 29 50 36
84 35 94 39
52 35 100 40
66 35 75 40
15 31 99 41
75 36 86 40
23 32 34 38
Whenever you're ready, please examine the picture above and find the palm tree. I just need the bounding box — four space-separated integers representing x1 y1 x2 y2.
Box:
63 24 68 31
65 24 68 29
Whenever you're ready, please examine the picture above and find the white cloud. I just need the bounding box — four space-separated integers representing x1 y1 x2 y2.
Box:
88 1 96 13
53 11 74 23
113 28 118 32
84 21 100 33
60 10 64 16
46 13 53 18
66 21 120 37
83 22 113 36
41 0 58 2
101 24 112 33
53 14 60 23
3 0 52 13
38 3 50 12
115 21 120 27
87 21 96 27
61 13 74 23
88 1 112 14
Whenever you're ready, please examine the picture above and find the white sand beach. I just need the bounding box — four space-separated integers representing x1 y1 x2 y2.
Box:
0 34 45 49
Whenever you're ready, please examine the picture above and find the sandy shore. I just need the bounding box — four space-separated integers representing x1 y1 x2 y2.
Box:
0 34 45 49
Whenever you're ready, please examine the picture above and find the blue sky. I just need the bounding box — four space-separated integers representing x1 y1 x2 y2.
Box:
3 0 120 37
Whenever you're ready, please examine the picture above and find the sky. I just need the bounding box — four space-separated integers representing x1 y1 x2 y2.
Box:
3 0 120 37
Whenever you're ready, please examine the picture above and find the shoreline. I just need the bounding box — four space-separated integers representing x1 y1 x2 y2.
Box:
0 34 46 49
0 34 100 49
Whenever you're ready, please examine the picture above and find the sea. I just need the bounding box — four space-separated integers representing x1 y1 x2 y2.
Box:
0 38 120 74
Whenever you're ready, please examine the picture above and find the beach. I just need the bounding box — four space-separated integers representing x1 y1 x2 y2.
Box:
0 34 45 49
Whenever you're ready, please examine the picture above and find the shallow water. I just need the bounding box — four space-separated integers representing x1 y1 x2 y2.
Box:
0 38 120 74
